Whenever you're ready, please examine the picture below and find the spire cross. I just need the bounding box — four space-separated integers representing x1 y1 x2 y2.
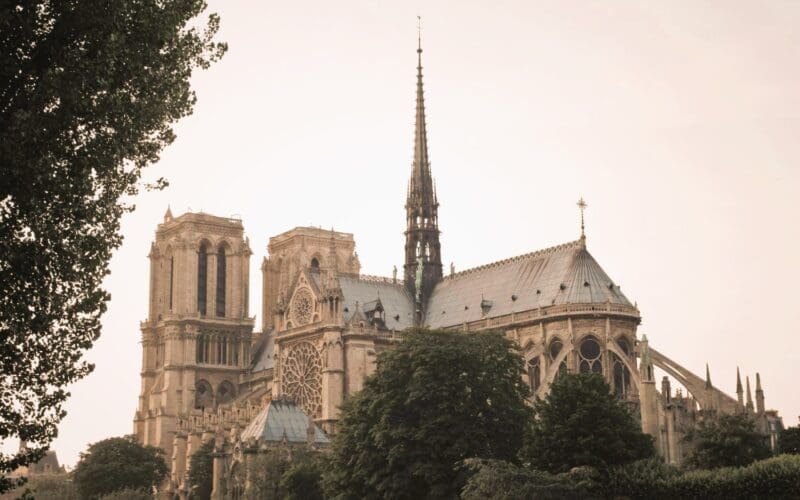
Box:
577 197 588 238
417 16 422 52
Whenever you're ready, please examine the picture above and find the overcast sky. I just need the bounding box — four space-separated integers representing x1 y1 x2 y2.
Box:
13 1 800 466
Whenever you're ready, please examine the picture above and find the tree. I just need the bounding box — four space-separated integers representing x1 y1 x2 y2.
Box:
16 474 79 500
0 1 225 490
187 439 214 500
683 413 771 469
324 329 533 499
280 453 324 500
522 372 655 474
778 426 800 455
70 436 169 499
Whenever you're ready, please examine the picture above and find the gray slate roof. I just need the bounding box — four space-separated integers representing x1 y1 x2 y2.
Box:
425 239 632 328
240 399 329 444
339 276 415 331
250 330 275 373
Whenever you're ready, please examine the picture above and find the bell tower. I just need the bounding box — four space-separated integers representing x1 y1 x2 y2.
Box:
134 210 254 459
404 33 442 319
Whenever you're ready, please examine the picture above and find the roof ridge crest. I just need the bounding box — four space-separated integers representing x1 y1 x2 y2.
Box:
445 239 584 280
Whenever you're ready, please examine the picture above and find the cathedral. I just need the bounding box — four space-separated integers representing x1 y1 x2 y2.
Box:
133 40 783 498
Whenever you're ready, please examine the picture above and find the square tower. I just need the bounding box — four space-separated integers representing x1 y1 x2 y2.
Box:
134 210 255 458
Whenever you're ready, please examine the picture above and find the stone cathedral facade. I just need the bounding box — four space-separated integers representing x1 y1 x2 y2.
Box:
134 42 782 498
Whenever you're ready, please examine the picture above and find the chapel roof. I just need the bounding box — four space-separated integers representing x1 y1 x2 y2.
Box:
239 399 329 445
424 239 633 328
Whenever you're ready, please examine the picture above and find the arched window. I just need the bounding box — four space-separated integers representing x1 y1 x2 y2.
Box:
528 357 541 394
216 245 226 317
548 338 563 361
197 243 209 315
613 353 631 396
196 334 207 363
217 380 236 406
310 257 320 270
168 256 174 310
195 380 213 409
616 337 631 357
578 336 603 374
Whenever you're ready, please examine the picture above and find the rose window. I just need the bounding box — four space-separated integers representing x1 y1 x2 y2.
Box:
281 341 322 416
290 289 314 326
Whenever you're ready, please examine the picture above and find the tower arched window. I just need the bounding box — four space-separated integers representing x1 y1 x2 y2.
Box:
197 243 209 315
168 256 174 310
579 336 603 374
310 257 320 270
216 245 226 317
217 380 236 406
195 379 213 409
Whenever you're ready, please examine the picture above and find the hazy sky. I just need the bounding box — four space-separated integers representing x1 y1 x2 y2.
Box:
12 1 800 466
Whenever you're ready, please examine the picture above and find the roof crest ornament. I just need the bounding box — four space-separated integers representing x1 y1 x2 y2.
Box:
577 197 587 246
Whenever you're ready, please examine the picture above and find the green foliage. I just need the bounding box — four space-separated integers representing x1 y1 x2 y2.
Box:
683 413 771 469
280 453 324 500
460 458 599 500
604 457 680 498
778 426 800 455
244 449 292 499
464 455 800 499
98 488 153 500
70 436 168 499
522 372 655 473
235 447 321 500
661 454 800 499
0 1 225 489
324 329 533 499
16 474 79 500
187 439 214 500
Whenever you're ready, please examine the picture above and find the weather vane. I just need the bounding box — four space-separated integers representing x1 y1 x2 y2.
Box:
577 197 587 238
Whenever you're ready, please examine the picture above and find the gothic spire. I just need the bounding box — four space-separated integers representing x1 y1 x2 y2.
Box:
746 376 754 412
705 363 712 389
408 25 436 210
404 22 442 322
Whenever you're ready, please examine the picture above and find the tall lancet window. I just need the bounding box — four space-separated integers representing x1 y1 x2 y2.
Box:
168 256 174 310
198 243 208 315
216 245 226 317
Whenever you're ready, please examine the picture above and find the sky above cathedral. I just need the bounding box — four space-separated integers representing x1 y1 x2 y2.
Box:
11 1 799 466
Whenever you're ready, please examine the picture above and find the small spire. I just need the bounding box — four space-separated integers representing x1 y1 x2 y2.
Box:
736 367 744 407
746 376 754 411
164 205 173 222
736 367 743 392
755 372 765 414
577 197 587 241
705 363 712 389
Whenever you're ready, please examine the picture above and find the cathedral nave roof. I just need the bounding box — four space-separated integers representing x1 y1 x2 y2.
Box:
424 239 633 328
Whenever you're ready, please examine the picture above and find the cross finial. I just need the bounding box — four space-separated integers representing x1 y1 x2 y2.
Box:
577 197 587 239
417 16 422 52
